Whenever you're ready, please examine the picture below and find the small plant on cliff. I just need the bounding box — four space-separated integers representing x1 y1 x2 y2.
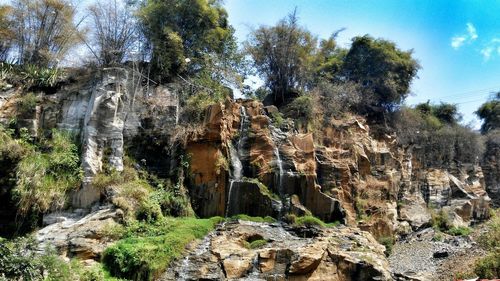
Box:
430 209 452 232
377 236 395 256
16 92 39 115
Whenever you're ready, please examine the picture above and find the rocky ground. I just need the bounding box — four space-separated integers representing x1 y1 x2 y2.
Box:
389 227 486 281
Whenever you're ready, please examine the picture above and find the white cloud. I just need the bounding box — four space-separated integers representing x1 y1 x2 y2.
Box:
451 36 466 49
466 23 478 40
481 47 493 60
450 22 478 50
480 38 500 61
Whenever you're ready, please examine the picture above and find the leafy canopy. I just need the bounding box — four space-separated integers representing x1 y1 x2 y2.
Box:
342 35 420 111
138 0 238 82
476 92 500 134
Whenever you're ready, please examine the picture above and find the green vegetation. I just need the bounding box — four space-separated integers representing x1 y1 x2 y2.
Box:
476 92 500 134
0 236 114 281
377 236 395 256
102 217 223 280
282 95 320 132
243 178 280 201
137 0 239 82
474 251 500 279
231 214 276 223
245 10 317 105
342 35 420 114
447 226 472 236
14 130 82 215
284 214 339 228
243 239 268 249
0 63 64 88
16 92 39 115
394 105 483 168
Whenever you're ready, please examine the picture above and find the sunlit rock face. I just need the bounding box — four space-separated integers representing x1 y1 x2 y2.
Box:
185 100 345 222
183 98 491 237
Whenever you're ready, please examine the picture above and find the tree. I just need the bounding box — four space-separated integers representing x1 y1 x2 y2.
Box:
313 32 347 83
342 35 420 112
476 92 500 134
10 0 81 67
432 102 461 125
137 0 237 82
245 10 317 105
0 5 14 61
88 0 137 66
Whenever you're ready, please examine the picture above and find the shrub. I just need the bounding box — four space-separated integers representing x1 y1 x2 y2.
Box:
0 236 107 281
136 200 163 223
430 209 452 232
447 226 472 236
478 213 500 251
282 94 321 132
377 236 395 256
474 250 500 279
13 129 82 215
16 92 39 115
102 217 221 280
20 64 64 88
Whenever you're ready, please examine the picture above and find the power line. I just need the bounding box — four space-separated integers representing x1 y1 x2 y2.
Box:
411 89 498 103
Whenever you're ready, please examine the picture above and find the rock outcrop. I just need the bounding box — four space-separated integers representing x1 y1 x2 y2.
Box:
0 68 179 208
36 206 122 262
163 220 392 281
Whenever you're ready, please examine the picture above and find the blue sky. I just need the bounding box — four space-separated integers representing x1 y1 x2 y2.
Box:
225 0 500 127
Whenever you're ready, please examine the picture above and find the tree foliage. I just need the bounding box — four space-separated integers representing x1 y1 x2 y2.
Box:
245 11 318 105
342 35 420 111
137 0 238 82
88 0 138 66
394 106 483 168
476 92 500 134
0 5 14 61
9 0 81 67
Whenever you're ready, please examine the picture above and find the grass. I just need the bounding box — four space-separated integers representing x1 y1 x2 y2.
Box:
473 212 500 279
377 236 395 256
284 214 340 228
447 226 472 236
243 239 268 249
231 214 276 223
13 129 82 215
102 217 223 280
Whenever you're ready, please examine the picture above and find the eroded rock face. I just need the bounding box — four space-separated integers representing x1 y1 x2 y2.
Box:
163 220 392 281
36 206 122 261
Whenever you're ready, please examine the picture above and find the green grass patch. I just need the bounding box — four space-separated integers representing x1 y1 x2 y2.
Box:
249 239 267 249
284 214 340 228
102 217 223 280
230 214 276 223
447 226 472 236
